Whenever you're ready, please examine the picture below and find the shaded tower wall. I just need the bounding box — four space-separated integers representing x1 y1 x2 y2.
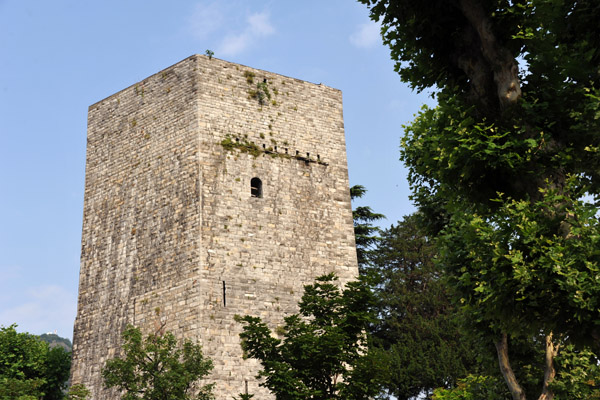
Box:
71 55 358 399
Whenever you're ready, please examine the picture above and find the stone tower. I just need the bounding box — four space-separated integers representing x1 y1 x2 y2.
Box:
71 55 358 399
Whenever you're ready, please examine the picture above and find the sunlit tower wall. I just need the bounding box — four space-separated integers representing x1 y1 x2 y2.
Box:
71 55 358 399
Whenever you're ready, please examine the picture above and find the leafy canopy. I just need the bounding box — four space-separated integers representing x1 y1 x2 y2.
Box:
237 274 379 400
366 214 478 399
0 324 71 400
359 0 600 397
359 0 600 347
102 325 214 400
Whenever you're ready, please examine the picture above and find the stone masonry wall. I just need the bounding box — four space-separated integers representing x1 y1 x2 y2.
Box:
71 55 358 399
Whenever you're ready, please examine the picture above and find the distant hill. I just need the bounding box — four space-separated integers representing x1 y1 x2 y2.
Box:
39 333 72 352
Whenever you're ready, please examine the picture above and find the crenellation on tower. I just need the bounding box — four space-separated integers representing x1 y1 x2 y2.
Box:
72 55 358 399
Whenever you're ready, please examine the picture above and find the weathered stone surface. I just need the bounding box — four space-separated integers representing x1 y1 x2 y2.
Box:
71 55 358 399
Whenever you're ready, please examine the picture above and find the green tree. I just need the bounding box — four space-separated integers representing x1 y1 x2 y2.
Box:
0 325 47 399
232 394 254 400
66 384 90 400
431 343 600 400
367 214 478 399
350 185 385 268
432 375 510 400
236 274 379 399
42 346 72 400
358 0 600 398
0 324 71 400
102 325 214 400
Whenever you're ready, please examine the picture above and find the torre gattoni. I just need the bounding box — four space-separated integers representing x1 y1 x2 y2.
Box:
71 55 358 399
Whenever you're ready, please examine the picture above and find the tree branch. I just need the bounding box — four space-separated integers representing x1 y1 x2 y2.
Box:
496 333 527 400
538 333 559 400
458 0 521 108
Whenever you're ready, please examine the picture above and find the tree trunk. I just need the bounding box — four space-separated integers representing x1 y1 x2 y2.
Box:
496 333 527 400
538 333 559 400
458 0 521 109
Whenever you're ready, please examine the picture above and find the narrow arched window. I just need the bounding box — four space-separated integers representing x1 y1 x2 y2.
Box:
251 177 262 198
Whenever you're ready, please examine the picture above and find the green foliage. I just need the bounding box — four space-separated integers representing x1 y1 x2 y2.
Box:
350 185 385 268
0 324 71 400
221 136 263 157
237 274 380 399
66 384 90 400
359 0 600 397
551 344 600 399
430 342 600 400
232 394 254 400
432 375 510 400
102 325 214 400
366 215 478 399
248 82 271 105
205 49 214 60
439 180 600 343
244 71 255 84
42 346 72 400
401 97 545 209
0 325 47 399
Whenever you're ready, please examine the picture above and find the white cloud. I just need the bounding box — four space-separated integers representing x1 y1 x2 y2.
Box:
248 12 275 36
220 33 250 57
349 21 381 49
187 2 275 57
0 264 22 283
219 11 275 57
0 284 76 338
187 1 226 40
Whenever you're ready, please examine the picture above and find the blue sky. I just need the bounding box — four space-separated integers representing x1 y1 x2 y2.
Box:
0 0 433 339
